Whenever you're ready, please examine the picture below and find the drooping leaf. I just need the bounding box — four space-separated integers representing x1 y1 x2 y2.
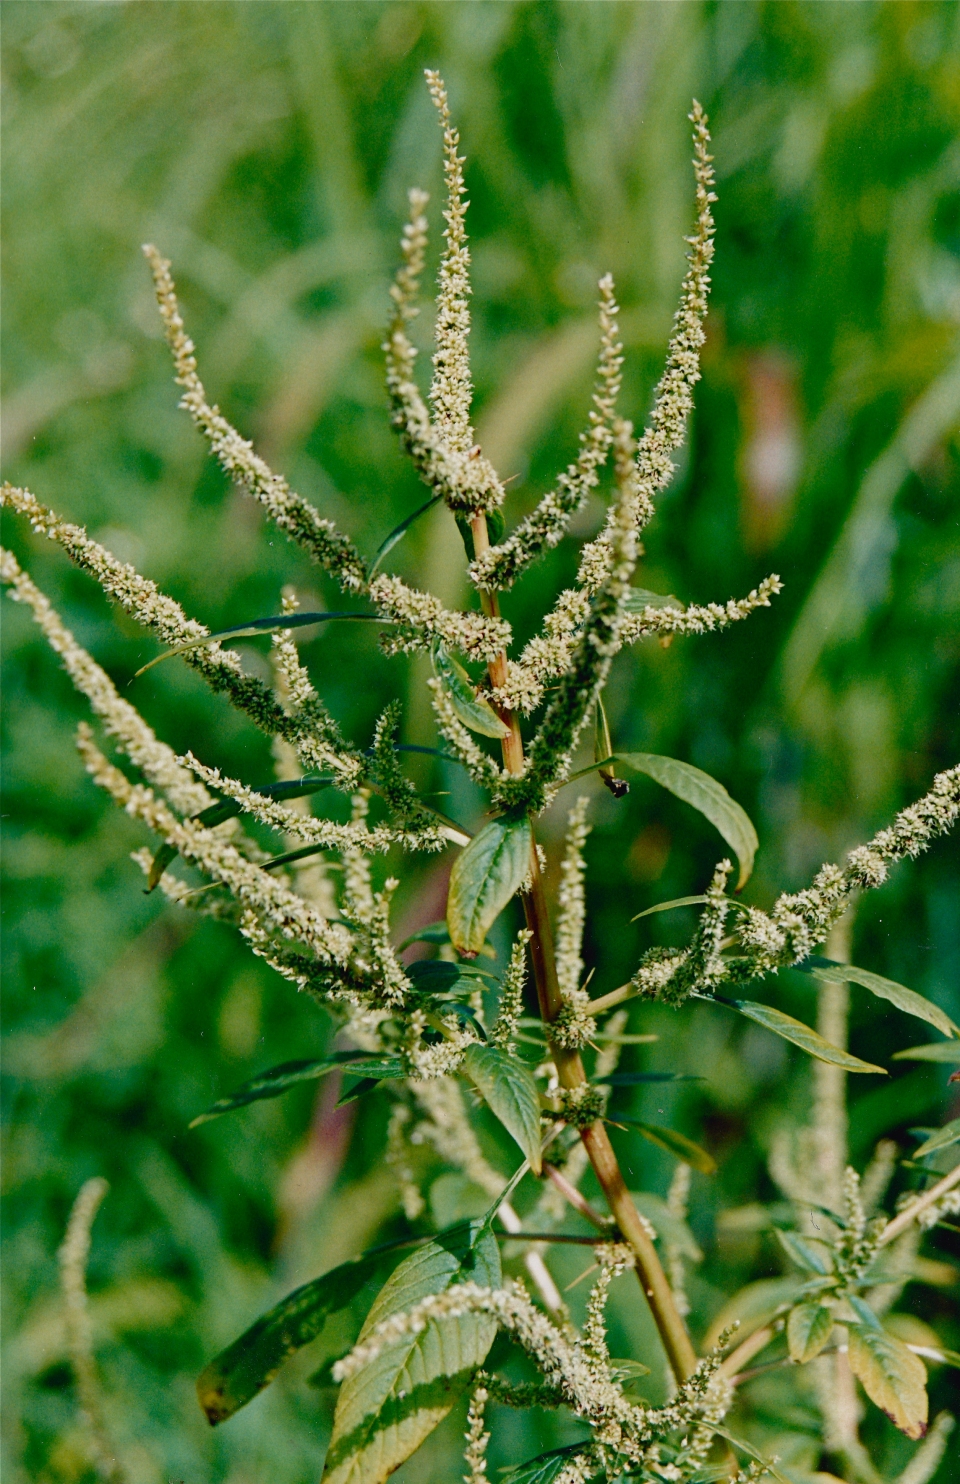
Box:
775 1230 834 1276
406 959 495 993
369 494 443 576
398 921 495 957
197 1249 395 1423
722 998 887 1073
146 841 179 890
616 753 759 889
712 1429 791 1484
631 1192 702 1260
321 1221 501 1484
136 612 385 676
847 1322 929 1439
447 817 532 955
463 1044 542 1174
190 1053 405 1127
893 1042 960 1064
501 1443 591 1484
612 1119 716 1174
432 644 509 739
913 1116 960 1159
336 1065 411 1107
797 958 960 1040
787 1301 834 1362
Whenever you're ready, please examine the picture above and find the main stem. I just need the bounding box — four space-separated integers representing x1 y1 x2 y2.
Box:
470 513 698 1382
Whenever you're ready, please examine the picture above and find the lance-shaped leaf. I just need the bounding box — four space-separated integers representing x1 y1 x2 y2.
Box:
190 1053 406 1127
322 1221 501 1484
632 893 751 922
447 817 532 955
775 1230 834 1276
369 494 442 577
796 958 960 1040
593 1071 703 1086
721 998 886 1073
146 775 334 890
432 644 509 739
616 752 758 889
136 611 385 675
787 1301 834 1363
893 1042 960 1064
197 1247 396 1423
913 1116 960 1159
463 1044 542 1173
847 1322 929 1440
611 1118 716 1174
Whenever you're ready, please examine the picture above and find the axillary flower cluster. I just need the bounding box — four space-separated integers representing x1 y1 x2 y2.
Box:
4 71 959 1484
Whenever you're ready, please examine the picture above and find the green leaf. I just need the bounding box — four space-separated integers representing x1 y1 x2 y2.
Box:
369 494 442 576
321 1221 501 1484
712 1429 791 1484
893 1041 960 1064
447 817 532 955
631 893 751 922
145 775 335 889
612 1119 716 1174
432 644 509 739
501 1444 591 1484
593 1071 703 1085
787 1301 834 1362
622 587 683 613
847 1323 929 1439
723 998 887 1073
398 920 495 957
135 611 385 676
616 753 758 889
631 1192 702 1260
197 1249 394 1423
463 1044 543 1174
190 1053 405 1127
455 508 505 562
797 958 960 1040
775 1229 834 1275
913 1116 960 1159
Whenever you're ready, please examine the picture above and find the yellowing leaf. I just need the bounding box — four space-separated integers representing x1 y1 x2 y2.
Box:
617 752 758 889
787 1302 834 1362
447 817 531 954
463 1044 542 1173
893 1042 960 1064
847 1323 929 1440
322 1222 500 1484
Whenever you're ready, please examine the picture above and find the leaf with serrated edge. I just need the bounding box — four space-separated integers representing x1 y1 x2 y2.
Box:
197 1250 391 1423
726 999 887 1073
847 1323 928 1439
433 644 509 739
463 1044 542 1173
617 753 758 889
893 1042 960 1063
190 1053 403 1127
787 1302 834 1362
913 1116 960 1159
775 1230 834 1276
614 1119 716 1174
322 1222 500 1484
447 817 532 955
798 958 960 1039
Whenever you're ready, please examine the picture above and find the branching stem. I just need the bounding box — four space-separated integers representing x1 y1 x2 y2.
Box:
470 511 699 1382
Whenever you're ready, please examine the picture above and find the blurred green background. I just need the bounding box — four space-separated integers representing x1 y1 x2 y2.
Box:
2 3 959 1481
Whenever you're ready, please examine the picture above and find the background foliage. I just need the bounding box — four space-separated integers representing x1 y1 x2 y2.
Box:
2 3 958 1482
